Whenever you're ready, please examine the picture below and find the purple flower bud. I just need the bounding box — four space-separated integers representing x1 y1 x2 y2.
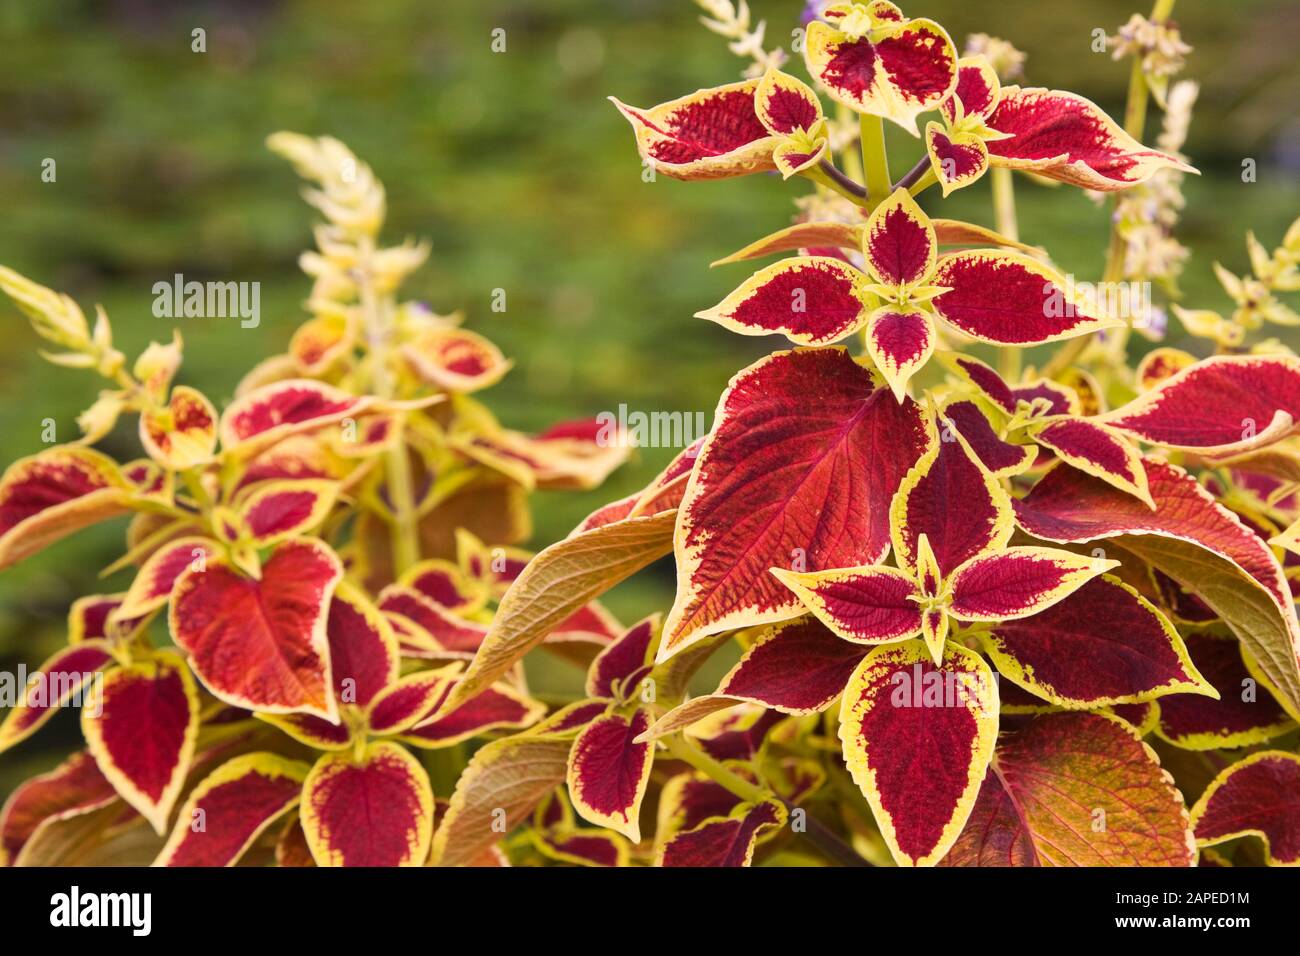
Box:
800 0 831 27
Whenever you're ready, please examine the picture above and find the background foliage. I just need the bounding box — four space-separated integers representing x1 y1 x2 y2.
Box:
1 0 1297 791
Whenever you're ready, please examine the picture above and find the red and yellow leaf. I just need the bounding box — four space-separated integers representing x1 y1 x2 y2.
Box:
889 413 1012 578
772 138 827 179
657 800 785 867
610 79 779 180
931 250 1123 344
154 752 309 866
117 536 220 620
0 447 129 571
772 565 921 645
925 124 989 196
754 67 824 136
0 640 114 754
940 56 1000 123
656 772 744 841
529 700 611 737
1190 751 1300 866
397 558 487 614
289 312 352 375
219 379 372 454
839 639 998 866
805 12 957 135
980 576 1214 708
1031 417 1153 507
238 432 344 488
586 615 659 702
1101 355 1300 456
942 713 1195 866
940 351 1017 414
367 667 458 736
301 740 434 867
68 593 129 644
1154 633 1295 750
139 385 218 470
536 828 628 866
323 582 400 710
946 547 1118 621
864 305 935 401
235 479 339 547
82 650 200 833
378 585 488 657
403 326 511 393
1014 458 1300 718
986 86 1195 190
938 399 1034 477
692 707 786 762
170 538 343 719
711 616 868 713
713 217 1037 267
566 708 655 842
256 711 353 751
0 750 119 866
862 188 936 287
1135 346 1197 392
697 256 871 346
663 347 929 659
403 678 544 748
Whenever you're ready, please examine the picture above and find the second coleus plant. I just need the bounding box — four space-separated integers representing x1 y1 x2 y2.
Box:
418 0 1300 868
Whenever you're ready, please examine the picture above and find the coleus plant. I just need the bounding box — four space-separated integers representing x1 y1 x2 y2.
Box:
412 0 1300 868
0 134 631 866
4 0 1300 871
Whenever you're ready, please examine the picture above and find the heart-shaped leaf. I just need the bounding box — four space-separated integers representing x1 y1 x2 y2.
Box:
300 740 433 867
942 712 1195 866
82 650 200 834
170 538 343 719
155 752 309 867
663 347 929 660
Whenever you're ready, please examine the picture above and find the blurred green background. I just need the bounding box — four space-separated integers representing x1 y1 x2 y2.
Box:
1 0 1297 789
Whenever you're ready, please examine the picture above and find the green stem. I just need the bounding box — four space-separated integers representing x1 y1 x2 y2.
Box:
383 445 420 574
425 744 467 794
907 166 939 197
1099 53 1149 290
663 735 769 805
180 468 214 515
1044 0 1174 380
859 114 892 205
837 103 864 184
992 168 1022 382
990 167 1019 242
998 346 1022 383
357 236 420 575
1041 327 1090 378
662 735 869 867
